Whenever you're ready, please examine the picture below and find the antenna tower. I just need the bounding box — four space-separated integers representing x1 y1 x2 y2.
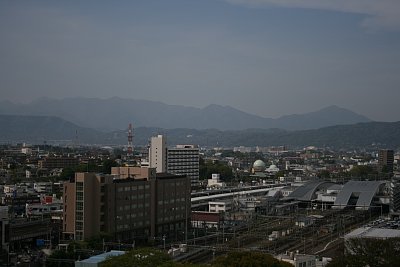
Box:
127 123 133 157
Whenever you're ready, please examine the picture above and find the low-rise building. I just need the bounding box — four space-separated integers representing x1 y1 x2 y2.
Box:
191 211 222 229
209 200 232 213
276 253 317 267
207 174 226 189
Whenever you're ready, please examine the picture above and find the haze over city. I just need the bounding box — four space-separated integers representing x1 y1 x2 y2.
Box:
1 0 400 122
3 2 400 266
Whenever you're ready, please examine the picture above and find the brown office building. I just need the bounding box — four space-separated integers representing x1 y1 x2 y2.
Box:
378 149 394 173
63 167 190 242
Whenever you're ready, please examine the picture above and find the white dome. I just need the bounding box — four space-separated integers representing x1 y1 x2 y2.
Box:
253 160 266 172
267 164 280 172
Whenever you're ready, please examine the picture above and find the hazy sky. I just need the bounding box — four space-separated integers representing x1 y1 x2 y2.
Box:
1 0 400 121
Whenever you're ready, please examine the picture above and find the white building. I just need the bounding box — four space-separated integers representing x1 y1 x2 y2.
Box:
21 147 32 155
276 253 317 267
209 200 232 213
149 135 167 173
34 182 53 194
167 145 199 187
207 174 225 188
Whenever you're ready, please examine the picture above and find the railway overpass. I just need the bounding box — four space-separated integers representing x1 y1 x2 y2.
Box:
191 184 287 209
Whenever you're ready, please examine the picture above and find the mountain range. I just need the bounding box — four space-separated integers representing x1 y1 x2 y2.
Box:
0 114 399 149
0 97 371 131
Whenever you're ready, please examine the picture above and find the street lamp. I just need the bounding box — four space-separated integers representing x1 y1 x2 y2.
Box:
162 235 166 250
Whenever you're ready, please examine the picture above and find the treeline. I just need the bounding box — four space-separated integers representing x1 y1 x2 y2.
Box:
60 159 118 180
199 158 233 181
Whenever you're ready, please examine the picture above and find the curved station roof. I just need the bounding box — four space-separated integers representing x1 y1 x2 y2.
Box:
288 180 335 201
334 180 387 209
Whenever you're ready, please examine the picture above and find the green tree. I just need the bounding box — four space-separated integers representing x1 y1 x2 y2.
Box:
199 160 233 181
99 248 292 267
60 167 75 180
348 165 376 178
46 241 90 267
318 170 331 179
327 237 400 267
274 170 286 180
100 248 202 267
101 159 118 174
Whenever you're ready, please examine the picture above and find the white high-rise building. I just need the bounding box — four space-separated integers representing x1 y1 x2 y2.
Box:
167 145 200 187
149 135 167 173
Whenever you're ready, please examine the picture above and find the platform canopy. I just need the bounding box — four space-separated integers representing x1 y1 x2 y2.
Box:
334 180 387 209
288 180 335 201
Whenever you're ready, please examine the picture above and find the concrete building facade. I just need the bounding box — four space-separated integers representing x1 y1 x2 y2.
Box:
38 157 79 169
167 145 200 187
149 135 167 173
378 149 394 173
63 167 191 242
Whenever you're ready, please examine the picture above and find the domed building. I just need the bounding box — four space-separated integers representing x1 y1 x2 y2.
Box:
252 159 266 173
266 164 280 174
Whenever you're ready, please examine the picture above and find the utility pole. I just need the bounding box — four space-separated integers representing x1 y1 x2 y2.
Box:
163 235 166 250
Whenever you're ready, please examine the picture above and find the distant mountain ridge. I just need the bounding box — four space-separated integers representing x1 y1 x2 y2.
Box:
0 114 398 149
0 97 371 131
0 114 106 144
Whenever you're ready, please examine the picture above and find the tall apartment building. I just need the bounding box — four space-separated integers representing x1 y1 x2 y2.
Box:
63 167 190 242
149 135 167 173
167 145 200 187
378 149 394 173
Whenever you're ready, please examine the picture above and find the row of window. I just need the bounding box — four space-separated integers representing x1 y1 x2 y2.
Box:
157 197 186 204
157 222 185 234
117 185 150 192
76 182 83 191
116 220 150 230
117 193 150 201
118 203 150 211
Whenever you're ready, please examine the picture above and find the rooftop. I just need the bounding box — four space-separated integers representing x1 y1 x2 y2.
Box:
76 250 125 265
345 227 400 239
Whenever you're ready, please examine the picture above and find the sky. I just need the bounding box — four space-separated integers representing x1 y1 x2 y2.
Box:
0 0 400 121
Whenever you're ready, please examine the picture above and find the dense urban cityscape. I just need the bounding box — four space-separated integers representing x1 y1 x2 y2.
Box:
2 0 400 266
0 135 399 266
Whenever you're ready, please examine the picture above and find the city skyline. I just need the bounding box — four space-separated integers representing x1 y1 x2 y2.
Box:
1 0 400 121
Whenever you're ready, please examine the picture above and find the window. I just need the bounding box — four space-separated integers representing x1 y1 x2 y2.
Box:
76 182 83 191
76 202 83 211
75 231 83 241
76 192 83 201
76 212 83 221
76 221 83 230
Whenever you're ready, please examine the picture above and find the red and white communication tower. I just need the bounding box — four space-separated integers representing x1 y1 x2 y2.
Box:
127 123 133 156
